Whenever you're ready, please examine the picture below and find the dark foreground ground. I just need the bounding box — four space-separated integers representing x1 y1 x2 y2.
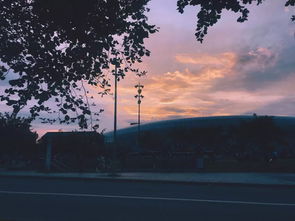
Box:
0 177 294 221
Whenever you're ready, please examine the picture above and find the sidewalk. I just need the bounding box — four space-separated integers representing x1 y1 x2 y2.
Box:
0 170 295 186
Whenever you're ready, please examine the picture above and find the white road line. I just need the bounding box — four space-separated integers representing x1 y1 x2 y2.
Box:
0 190 294 207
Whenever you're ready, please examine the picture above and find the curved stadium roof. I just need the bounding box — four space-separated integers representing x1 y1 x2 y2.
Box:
105 115 295 140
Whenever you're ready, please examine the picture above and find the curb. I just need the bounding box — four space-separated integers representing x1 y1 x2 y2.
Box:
0 172 295 188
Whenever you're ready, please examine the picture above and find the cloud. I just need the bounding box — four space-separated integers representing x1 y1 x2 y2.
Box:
211 45 295 92
251 96 295 116
122 45 295 125
175 52 236 68
115 52 241 124
123 104 205 122
237 47 277 69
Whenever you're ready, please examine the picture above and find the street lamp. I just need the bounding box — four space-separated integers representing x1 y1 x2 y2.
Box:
111 59 119 174
113 63 118 144
135 83 144 150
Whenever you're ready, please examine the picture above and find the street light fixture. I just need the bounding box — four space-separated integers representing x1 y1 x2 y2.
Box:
111 59 120 174
113 63 118 144
135 83 144 150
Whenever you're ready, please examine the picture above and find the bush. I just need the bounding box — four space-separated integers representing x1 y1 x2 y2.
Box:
0 112 38 158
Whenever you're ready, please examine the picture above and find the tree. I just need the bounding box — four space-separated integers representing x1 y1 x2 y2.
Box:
232 115 283 160
0 113 38 157
0 0 157 128
177 0 295 42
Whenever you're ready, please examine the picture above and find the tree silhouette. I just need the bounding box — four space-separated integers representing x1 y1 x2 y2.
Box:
0 113 38 157
231 115 283 160
0 0 157 128
177 0 295 42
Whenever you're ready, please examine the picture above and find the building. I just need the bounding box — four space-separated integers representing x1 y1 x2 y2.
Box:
39 131 104 171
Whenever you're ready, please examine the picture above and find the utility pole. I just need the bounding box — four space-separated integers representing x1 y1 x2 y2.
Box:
113 64 118 144
135 83 144 150
111 59 119 173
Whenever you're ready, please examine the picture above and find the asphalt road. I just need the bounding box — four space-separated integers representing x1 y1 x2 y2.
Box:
0 177 294 221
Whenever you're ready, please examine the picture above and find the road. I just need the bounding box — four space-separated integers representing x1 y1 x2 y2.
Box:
0 177 294 221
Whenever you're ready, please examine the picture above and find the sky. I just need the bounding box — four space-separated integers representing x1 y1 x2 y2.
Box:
2 0 295 136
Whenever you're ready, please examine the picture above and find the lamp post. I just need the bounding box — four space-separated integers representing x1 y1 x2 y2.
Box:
113 64 118 144
135 83 144 150
111 60 119 174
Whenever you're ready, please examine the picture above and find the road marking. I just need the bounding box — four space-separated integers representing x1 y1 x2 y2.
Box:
0 190 294 207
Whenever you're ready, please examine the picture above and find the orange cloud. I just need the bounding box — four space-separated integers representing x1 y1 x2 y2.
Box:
123 104 206 122
108 52 241 123
175 52 237 68
68 49 287 132
211 91 284 103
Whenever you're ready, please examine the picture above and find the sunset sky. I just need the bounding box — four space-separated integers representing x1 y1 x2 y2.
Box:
2 0 295 136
